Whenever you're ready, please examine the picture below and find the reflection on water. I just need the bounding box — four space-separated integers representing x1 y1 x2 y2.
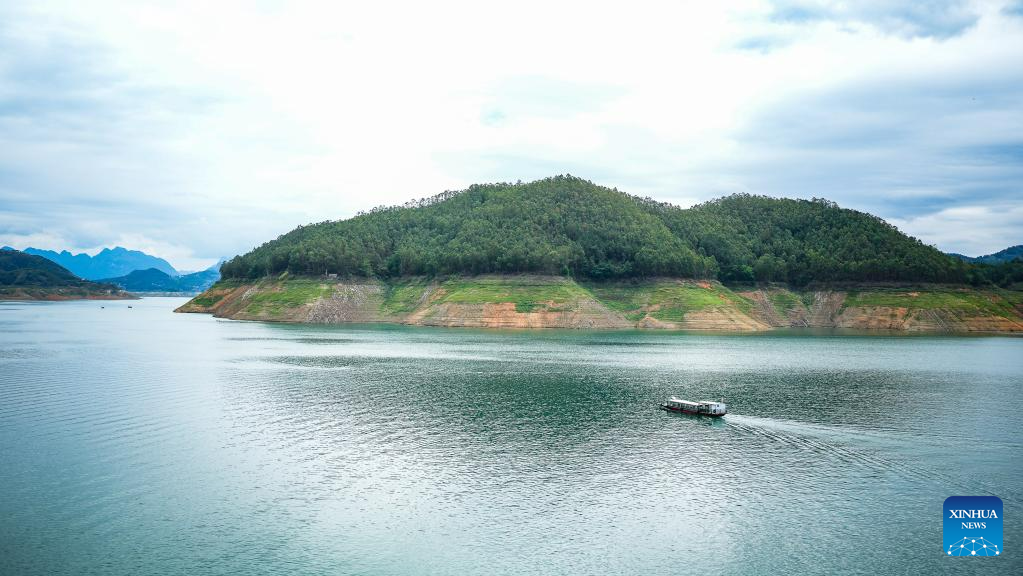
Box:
1 298 1021 575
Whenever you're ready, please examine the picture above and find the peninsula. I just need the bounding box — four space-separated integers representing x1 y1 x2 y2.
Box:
178 176 1023 332
0 249 132 300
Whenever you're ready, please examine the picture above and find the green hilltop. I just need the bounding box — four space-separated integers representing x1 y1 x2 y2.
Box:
221 175 1009 286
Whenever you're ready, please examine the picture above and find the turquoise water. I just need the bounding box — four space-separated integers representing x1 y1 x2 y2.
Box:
1 297 1020 575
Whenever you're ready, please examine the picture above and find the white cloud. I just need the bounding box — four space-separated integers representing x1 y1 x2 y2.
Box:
0 0 1021 267
890 203 1023 256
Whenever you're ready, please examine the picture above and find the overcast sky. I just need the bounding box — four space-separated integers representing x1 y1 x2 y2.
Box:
1 0 1021 269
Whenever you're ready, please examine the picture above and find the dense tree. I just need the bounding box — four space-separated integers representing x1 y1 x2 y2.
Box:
0 250 119 290
644 193 968 284
222 176 716 281
220 175 1007 286
965 259 1023 288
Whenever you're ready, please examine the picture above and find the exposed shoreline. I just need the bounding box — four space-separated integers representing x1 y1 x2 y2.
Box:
0 290 136 301
176 275 1023 333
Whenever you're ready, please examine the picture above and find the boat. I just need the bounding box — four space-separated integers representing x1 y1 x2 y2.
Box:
660 396 727 417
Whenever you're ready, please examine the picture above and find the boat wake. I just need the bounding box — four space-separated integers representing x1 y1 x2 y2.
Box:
723 413 1019 504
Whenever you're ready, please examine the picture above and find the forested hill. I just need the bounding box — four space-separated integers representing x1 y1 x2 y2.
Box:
1 250 95 287
653 194 962 285
220 176 971 285
952 245 1023 264
0 250 126 298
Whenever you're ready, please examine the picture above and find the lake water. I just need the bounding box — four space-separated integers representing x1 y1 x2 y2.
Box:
1 297 1021 575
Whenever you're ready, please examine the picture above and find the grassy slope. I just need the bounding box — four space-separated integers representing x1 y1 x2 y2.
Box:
436 276 592 312
240 278 335 315
382 276 596 317
381 278 432 315
768 289 804 316
187 280 242 308
184 275 1023 329
842 287 1023 319
584 280 753 322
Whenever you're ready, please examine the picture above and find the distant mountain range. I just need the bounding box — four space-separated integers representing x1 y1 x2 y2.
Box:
0 246 223 294
949 245 1023 264
100 265 221 294
17 246 178 280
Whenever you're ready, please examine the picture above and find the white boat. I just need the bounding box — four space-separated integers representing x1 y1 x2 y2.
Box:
660 396 727 417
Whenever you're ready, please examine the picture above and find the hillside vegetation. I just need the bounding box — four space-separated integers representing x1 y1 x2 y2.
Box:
0 250 128 299
220 176 980 286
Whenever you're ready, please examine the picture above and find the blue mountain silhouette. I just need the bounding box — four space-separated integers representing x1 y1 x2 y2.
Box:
22 246 178 280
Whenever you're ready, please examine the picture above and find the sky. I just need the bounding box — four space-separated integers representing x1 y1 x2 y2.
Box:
1 0 1021 270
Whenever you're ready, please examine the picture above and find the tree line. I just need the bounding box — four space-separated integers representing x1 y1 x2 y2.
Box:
220 175 1016 287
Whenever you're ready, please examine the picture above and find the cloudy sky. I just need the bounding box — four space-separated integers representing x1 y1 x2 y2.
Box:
1 0 1021 269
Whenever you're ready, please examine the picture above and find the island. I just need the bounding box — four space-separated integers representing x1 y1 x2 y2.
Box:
178 176 1023 332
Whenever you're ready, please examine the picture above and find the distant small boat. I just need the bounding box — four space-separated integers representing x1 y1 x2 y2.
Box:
661 397 727 417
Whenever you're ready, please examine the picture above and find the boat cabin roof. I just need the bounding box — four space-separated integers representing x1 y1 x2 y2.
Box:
668 397 724 407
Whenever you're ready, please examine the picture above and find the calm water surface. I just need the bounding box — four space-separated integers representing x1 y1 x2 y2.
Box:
1 298 1021 575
